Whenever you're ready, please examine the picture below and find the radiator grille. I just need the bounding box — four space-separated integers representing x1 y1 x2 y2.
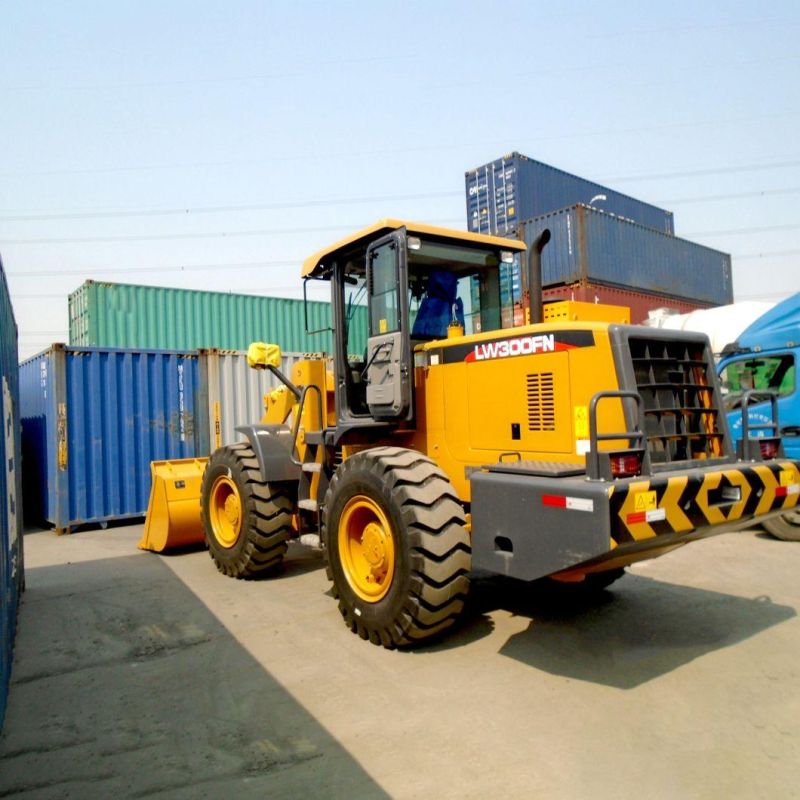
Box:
628 337 724 464
527 372 555 432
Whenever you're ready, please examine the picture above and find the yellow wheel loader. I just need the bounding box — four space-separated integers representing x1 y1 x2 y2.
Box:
142 219 800 648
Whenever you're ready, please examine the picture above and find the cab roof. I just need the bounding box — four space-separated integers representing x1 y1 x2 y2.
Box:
300 218 526 278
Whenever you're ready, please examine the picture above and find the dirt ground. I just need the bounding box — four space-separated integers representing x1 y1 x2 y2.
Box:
1 524 799 799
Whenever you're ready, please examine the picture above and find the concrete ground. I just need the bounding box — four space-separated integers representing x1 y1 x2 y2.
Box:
1 525 799 799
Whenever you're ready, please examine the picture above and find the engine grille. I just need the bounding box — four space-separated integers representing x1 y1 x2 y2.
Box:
627 336 724 464
527 372 556 432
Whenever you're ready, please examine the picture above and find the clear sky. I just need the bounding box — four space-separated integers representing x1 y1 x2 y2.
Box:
1 0 798 358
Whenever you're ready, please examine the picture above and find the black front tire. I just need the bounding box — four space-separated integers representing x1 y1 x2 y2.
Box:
322 446 471 648
201 443 294 579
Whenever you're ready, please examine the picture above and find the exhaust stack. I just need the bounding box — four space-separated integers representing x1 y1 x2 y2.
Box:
527 228 551 324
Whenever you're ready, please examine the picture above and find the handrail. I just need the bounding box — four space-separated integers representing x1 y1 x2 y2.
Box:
738 389 780 461
289 383 325 467
586 390 647 481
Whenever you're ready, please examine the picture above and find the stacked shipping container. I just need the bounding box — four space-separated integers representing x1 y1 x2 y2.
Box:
519 206 731 304
69 281 367 355
0 256 23 727
465 152 675 236
466 152 733 321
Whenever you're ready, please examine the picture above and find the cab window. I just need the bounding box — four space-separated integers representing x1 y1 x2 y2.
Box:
368 242 400 336
720 354 795 410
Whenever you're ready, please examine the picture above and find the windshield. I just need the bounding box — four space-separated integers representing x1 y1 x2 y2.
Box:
720 354 795 410
339 235 520 353
407 238 515 339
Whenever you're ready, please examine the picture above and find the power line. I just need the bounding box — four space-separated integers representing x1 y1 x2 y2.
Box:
734 248 800 260
5 246 799 281
657 187 800 205
0 224 355 245
1 117 798 178
0 217 464 246
606 158 800 184
0 53 418 93
5 259 300 277
0 191 461 223
1 160 798 223
685 222 800 237
5 217 795 247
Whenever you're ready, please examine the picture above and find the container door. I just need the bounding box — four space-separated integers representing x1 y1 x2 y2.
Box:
364 233 412 420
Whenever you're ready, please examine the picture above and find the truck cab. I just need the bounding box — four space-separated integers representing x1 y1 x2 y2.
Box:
718 293 800 541
718 293 800 461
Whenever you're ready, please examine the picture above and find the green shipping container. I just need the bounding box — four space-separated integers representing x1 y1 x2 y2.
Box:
68 281 367 355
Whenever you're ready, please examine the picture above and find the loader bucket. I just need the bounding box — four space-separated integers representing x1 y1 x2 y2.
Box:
139 458 209 552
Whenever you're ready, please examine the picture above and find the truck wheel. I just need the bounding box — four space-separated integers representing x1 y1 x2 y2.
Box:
201 443 294 578
322 446 470 648
763 510 800 541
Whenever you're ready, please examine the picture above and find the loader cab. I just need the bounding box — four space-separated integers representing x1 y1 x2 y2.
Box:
300 219 526 439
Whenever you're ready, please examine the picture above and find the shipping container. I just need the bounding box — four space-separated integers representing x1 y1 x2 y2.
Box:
465 152 674 236
518 204 732 306
19 345 208 533
0 256 23 727
69 281 367 355
542 281 713 323
201 349 307 450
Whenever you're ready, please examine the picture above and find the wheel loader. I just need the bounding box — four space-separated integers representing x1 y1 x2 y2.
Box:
141 218 800 648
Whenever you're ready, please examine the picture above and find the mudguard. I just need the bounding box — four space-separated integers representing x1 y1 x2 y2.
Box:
235 424 302 483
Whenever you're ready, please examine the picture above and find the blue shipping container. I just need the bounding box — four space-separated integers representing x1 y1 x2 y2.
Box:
0 255 23 727
19 345 208 533
519 205 732 306
465 152 675 236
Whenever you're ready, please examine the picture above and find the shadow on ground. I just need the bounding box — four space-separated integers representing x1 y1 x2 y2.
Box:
460 572 796 689
0 553 387 799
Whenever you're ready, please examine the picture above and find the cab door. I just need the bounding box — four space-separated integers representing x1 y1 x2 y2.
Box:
365 233 413 420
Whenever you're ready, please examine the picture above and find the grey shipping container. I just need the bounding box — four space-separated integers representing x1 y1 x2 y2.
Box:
69 281 367 356
465 152 675 236
19 345 208 533
0 256 23 727
519 205 732 306
201 349 309 450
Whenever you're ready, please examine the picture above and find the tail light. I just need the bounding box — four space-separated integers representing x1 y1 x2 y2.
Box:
609 452 643 478
759 438 780 460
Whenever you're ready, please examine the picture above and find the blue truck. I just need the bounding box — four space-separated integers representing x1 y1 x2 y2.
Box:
718 293 800 540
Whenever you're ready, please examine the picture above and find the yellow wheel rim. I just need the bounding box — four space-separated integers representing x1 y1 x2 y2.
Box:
338 495 396 602
209 475 242 548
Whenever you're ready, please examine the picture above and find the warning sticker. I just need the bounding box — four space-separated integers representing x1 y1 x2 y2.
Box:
634 491 657 512
573 406 589 439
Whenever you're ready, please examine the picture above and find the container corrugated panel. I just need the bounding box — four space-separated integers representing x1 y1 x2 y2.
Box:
68 281 367 355
19 345 208 533
0 256 23 726
542 281 712 323
465 152 675 236
519 205 732 305
201 350 307 451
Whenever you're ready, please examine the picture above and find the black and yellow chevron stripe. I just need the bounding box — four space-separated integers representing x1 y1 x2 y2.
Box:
608 461 800 544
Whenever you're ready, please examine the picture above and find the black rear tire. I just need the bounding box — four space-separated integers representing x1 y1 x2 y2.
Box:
322 446 470 648
763 510 800 542
201 443 293 578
